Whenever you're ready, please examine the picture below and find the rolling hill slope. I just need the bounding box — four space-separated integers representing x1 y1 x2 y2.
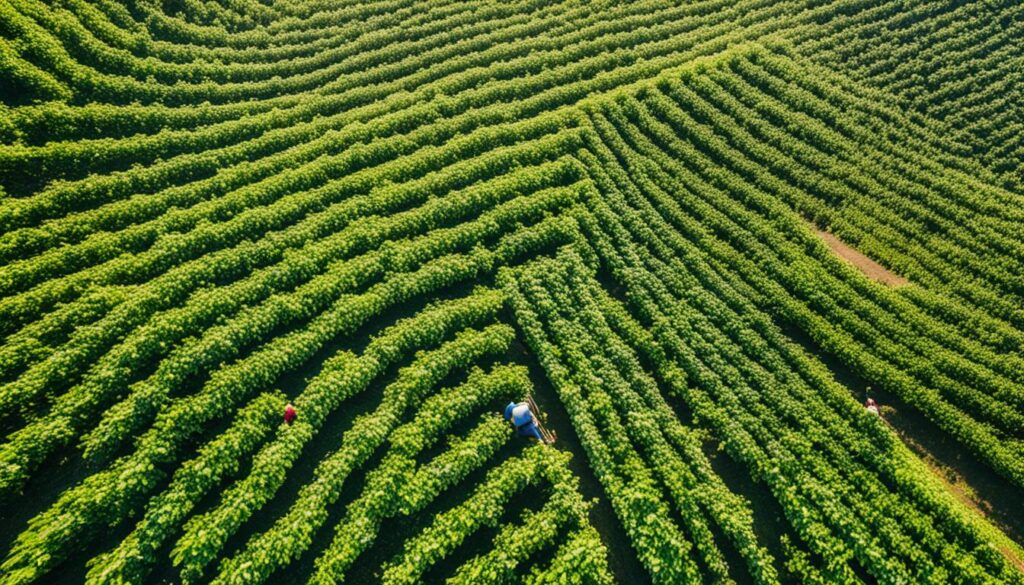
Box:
0 1 1022 583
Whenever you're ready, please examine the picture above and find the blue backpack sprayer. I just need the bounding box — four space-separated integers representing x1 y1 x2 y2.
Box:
503 396 555 444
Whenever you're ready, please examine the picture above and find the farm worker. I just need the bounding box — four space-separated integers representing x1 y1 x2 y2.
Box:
865 398 879 416
284 403 298 425
504 402 543 441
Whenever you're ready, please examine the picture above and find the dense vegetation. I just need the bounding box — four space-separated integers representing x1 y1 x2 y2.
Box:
0 0 1022 583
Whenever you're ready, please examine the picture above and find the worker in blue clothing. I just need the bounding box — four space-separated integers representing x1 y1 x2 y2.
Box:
504 401 544 442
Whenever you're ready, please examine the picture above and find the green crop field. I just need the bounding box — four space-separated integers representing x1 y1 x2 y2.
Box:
0 0 1022 583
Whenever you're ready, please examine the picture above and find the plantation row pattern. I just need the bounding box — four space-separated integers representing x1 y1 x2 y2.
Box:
1 0 1022 583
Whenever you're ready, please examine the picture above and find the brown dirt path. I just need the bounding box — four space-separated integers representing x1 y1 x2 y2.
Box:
882 406 1024 575
814 228 909 287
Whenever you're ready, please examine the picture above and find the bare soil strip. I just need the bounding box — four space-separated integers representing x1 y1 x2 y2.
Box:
886 411 1024 573
814 228 909 287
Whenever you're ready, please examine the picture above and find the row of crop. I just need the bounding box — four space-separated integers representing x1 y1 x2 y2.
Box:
0 0 482 107
0 0 730 110
876 14 1019 107
785 0 909 56
386 449 591 585
72 0 434 66
795 0 960 82
127 0 868 85
734 49 1024 350
0 0 574 181
0 156 573 421
795 0 1019 131
2 0 631 151
142 0 274 35
574 108 1024 580
74 174 582 465
0 284 126 384
582 193 958 578
0 0 630 219
574 174 952 583
24 0 477 84
729 52 1024 265
561 312 727 582
64 0 417 72
83 389 287 583
582 110 924 536
6 0 394 85
501 257 707 584
211 358 526 585
86 288 505 583
708 60 1024 269
2 0 775 244
899 284 1024 361
0 109 576 307
523 525 615 585
0 133 575 437
0 17 787 355
615 83 1024 437
750 42 1016 196
655 81 1024 426
2 0 731 204
537 253 780 584
593 86 1024 493
578 106 894 472
579 193 878 584
579 110 1024 575
1 0 699 242
638 78 1024 413
5 0 801 193
792 0 1024 188
94 0 745 107
509 246 787 583
882 23 1014 108
165 292 507 582
0 191 578 500
0 91 292 145
651 73 1024 316
0 99 566 271
688 64 1024 303
136 0 438 50
8 0 724 166
0 207 580 583
444 495 586 585
0 123 577 407
307 417 515 584
0 38 71 103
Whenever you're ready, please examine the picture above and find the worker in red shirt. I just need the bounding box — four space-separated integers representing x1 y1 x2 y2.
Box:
284 403 297 425
865 397 879 416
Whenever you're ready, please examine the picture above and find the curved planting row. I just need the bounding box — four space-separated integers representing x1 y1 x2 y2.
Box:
1 1 1022 583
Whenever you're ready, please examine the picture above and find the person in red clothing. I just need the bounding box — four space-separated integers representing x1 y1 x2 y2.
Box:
865 397 879 416
284 403 297 425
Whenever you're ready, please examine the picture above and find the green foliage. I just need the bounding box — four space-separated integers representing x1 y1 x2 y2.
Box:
0 2 1022 584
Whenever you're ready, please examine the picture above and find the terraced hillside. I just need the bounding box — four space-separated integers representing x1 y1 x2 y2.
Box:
0 1 1022 583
